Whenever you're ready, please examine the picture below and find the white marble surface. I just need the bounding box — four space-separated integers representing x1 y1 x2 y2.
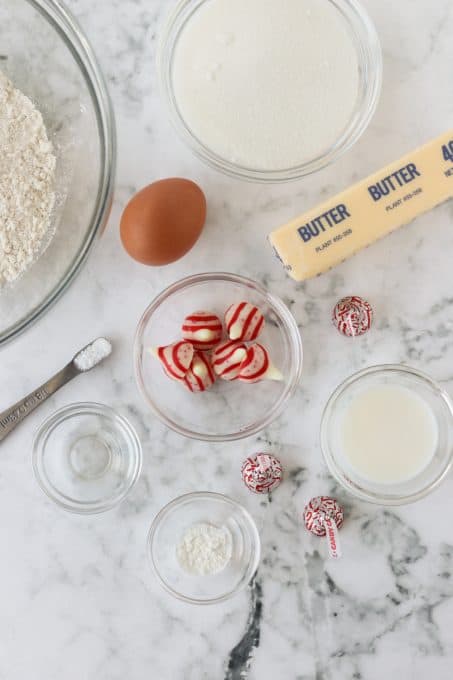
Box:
1 0 453 678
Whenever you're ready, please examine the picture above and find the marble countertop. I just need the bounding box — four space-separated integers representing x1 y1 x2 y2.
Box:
2 0 453 678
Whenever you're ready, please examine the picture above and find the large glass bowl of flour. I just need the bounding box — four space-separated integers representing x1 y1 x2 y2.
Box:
159 0 382 182
0 0 115 346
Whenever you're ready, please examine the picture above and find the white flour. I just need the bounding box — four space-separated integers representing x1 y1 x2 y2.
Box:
0 69 56 287
177 523 232 576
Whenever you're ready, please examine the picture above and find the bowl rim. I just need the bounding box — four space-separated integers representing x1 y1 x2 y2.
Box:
32 401 142 514
320 363 453 506
0 0 116 348
133 272 304 442
147 491 261 605
157 0 382 183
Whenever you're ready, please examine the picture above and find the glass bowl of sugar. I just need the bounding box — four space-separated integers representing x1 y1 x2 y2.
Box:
321 365 453 505
158 0 382 182
148 492 261 604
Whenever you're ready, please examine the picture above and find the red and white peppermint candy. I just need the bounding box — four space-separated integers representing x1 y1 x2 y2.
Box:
303 496 344 536
183 352 216 392
181 311 223 350
225 302 265 342
241 454 283 494
237 343 283 383
151 341 194 381
303 497 344 560
333 296 373 337
212 340 247 381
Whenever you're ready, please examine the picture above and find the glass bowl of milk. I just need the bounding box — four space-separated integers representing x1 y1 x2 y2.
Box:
158 0 382 182
321 365 453 505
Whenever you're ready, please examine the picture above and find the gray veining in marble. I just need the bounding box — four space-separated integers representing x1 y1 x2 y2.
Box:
1 0 453 678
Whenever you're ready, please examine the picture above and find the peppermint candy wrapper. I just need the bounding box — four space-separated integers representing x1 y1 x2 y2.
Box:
333 296 373 337
322 515 342 560
303 496 344 560
241 453 283 494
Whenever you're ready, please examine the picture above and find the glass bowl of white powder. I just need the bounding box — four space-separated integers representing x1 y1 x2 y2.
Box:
0 0 115 346
158 0 382 182
148 492 261 604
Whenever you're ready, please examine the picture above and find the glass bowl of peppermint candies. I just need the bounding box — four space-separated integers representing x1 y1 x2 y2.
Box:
134 272 303 442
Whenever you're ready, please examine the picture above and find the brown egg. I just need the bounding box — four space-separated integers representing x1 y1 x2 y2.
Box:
120 178 207 266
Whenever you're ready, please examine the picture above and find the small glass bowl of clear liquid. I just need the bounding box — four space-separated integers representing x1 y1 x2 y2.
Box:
33 403 142 514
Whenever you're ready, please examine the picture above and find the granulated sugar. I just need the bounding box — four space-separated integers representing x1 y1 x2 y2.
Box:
172 0 359 170
0 69 56 287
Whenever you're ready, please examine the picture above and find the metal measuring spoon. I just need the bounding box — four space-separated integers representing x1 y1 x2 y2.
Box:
0 337 112 443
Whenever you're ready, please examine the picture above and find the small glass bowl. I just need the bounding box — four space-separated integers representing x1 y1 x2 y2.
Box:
33 403 142 514
134 272 303 441
148 492 261 604
321 365 453 505
157 0 382 182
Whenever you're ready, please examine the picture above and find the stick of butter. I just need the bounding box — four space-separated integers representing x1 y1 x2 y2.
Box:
269 130 453 281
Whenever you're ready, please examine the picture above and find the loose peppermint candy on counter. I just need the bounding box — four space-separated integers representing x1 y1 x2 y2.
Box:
303 496 344 559
332 296 373 337
303 496 344 536
241 453 283 494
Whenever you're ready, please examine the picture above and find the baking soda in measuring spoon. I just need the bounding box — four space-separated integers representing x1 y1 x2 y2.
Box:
340 385 438 485
172 0 360 170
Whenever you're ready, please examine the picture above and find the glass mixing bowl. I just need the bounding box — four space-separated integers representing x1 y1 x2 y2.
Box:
134 273 303 441
321 365 453 505
0 0 115 346
158 0 382 182
148 492 261 604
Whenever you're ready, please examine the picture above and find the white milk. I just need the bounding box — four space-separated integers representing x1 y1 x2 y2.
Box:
340 385 438 484
172 0 359 170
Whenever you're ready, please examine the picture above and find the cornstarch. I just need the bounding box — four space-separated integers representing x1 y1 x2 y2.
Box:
177 523 232 576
